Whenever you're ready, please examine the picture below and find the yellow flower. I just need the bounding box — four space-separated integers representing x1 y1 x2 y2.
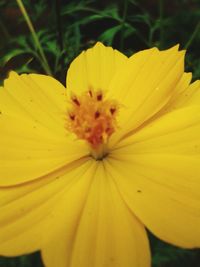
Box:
0 42 200 267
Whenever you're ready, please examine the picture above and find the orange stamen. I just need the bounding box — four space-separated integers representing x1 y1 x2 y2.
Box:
66 89 118 151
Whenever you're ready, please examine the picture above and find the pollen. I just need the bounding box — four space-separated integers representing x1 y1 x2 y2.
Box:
66 89 118 151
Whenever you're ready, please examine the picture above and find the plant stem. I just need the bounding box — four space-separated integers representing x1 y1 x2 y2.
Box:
159 0 164 48
16 0 52 75
184 21 200 50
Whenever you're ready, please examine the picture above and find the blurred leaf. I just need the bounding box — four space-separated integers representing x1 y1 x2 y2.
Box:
61 0 94 15
1 49 28 64
101 5 120 20
99 25 122 45
123 25 137 38
129 13 152 26
0 50 34 78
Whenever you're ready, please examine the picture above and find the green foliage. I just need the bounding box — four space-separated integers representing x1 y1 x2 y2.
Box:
150 233 200 267
0 253 43 267
0 0 200 266
0 0 200 80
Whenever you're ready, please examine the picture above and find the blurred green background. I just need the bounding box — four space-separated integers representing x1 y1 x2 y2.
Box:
0 0 200 266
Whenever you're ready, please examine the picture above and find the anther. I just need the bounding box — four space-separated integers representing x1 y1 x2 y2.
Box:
95 111 100 119
72 97 80 106
88 90 93 97
97 94 103 101
69 114 75 121
110 108 116 115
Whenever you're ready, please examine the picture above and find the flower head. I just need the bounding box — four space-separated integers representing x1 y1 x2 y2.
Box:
0 42 200 267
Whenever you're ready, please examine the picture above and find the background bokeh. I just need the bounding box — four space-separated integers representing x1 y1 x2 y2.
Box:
0 0 200 266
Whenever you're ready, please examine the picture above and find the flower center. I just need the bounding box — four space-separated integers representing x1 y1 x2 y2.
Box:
66 89 118 159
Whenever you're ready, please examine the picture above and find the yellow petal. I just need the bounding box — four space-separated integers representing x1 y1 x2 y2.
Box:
109 106 200 248
2 72 67 135
42 163 150 267
0 159 93 256
108 46 185 146
66 42 127 96
41 161 97 267
0 112 88 186
114 105 200 152
167 79 200 109
164 72 192 107
151 73 200 116
137 72 192 123
0 72 89 186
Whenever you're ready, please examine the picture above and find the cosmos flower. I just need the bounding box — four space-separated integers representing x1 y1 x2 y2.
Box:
0 42 200 267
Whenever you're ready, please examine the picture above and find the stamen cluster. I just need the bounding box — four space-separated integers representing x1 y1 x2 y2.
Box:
66 89 118 148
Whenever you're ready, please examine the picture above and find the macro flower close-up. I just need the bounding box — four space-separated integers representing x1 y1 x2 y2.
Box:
1 41 200 267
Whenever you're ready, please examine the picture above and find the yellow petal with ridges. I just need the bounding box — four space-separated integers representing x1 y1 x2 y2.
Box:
42 163 150 267
2 72 67 135
165 72 192 106
0 113 88 186
109 106 200 248
0 159 93 256
108 46 185 146
66 42 127 96
41 161 98 267
0 72 90 186
137 72 192 124
168 79 200 109
114 105 200 151
106 155 200 248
